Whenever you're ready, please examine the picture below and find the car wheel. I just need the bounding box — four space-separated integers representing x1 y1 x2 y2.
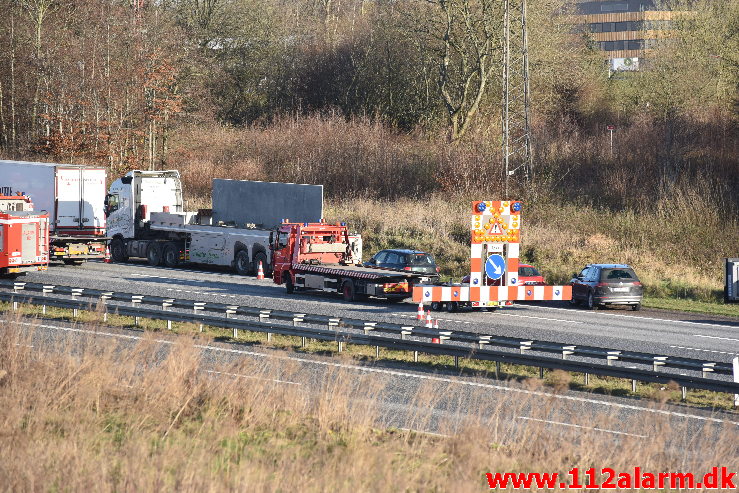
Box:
586 292 597 310
109 238 128 262
235 250 250 276
163 243 180 267
631 303 641 311
342 280 356 302
446 301 459 313
146 243 163 266
252 252 268 276
569 295 579 306
284 272 294 294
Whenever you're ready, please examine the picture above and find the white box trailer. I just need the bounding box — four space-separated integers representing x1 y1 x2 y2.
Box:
0 160 107 262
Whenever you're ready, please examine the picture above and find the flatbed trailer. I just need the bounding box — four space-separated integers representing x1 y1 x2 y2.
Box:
272 222 429 301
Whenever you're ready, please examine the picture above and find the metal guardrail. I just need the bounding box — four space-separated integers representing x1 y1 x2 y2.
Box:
1 287 739 396
0 280 734 377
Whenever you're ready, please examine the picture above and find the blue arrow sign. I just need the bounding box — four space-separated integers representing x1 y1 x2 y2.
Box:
485 254 506 280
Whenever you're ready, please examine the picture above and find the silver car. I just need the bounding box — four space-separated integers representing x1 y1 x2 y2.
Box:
569 264 643 310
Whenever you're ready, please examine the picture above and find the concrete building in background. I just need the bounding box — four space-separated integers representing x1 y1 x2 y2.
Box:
575 0 678 72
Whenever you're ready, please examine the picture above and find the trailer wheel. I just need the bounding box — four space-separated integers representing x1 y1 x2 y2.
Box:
284 272 294 294
146 243 163 266
235 250 250 275
430 301 442 311
163 243 180 267
342 280 356 302
110 238 128 262
446 301 459 313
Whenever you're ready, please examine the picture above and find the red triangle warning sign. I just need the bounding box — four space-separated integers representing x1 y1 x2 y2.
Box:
487 220 504 235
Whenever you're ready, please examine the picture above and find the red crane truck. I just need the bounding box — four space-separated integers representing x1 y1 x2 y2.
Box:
0 188 49 277
271 221 431 301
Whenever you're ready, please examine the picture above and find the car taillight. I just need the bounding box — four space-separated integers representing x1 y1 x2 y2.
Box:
633 281 642 286
403 266 411 271
436 266 440 273
596 282 608 287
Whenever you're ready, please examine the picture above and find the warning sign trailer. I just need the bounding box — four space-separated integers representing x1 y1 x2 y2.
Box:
412 200 571 312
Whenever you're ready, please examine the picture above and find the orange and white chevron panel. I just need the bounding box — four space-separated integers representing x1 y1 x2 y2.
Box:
412 285 571 303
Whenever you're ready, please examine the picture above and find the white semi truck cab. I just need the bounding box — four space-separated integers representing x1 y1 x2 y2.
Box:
106 171 322 277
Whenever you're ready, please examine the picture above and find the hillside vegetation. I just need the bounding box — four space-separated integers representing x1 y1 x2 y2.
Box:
0 0 736 309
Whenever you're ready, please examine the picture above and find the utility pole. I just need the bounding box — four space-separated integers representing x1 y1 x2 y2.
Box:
502 0 532 197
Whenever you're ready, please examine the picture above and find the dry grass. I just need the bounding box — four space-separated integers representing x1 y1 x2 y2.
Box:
2 313 738 492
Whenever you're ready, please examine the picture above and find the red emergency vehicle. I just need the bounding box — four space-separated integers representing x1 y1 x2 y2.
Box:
0 188 49 277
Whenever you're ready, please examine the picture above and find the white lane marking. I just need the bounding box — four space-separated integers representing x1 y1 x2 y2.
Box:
13 319 739 427
205 369 301 386
517 417 648 438
534 305 738 329
165 288 238 299
131 273 207 283
670 345 738 356
693 334 739 342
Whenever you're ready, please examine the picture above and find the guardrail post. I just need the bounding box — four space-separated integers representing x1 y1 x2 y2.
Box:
702 363 715 379
294 314 305 345
13 282 25 293
539 367 544 378
681 386 687 401
42 286 54 314
400 327 413 340
584 373 589 385
225 306 238 338
653 356 667 372
631 379 637 393
438 331 452 345
100 293 112 322
337 340 343 353
328 318 341 329
562 345 575 360
363 322 376 335
495 361 501 379
71 288 84 318
733 357 739 408
259 310 272 341
607 351 621 366
375 345 380 359
413 351 418 363
479 336 491 350
131 298 141 326
519 341 532 354
193 303 205 332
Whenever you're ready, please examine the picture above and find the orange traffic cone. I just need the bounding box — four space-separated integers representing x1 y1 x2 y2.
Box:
425 310 433 328
104 245 111 263
257 261 265 280
417 302 424 320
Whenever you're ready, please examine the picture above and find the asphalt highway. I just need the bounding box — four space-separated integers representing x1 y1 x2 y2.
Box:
17 260 739 365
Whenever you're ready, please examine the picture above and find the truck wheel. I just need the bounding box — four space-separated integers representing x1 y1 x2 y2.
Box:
146 243 163 266
252 252 268 276
235 250 250 276
163 243 180 267
110 238 128 262
284 272 294 294
342 280 356 302
63 259 84 266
